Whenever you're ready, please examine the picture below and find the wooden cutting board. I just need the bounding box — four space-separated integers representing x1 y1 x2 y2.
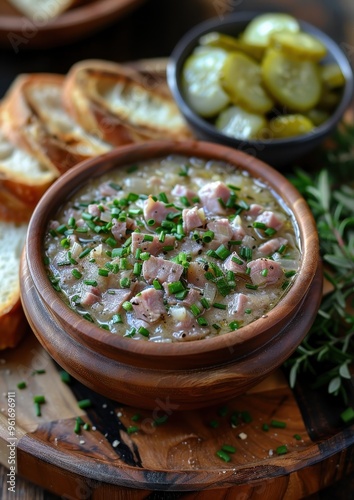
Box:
0 59 353 499
0 329 353 499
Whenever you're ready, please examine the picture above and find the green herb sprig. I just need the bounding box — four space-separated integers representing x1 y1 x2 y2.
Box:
286 124 354 404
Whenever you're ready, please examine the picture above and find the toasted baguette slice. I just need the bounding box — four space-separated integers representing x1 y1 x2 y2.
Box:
62 59 192 146
0 122 56 218
1 73 112 176
0 220 28 350
7 0 82 19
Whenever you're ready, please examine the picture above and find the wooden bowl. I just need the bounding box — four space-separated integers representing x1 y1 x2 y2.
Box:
20 140 322 410
0 0 146 49
167 12 354 167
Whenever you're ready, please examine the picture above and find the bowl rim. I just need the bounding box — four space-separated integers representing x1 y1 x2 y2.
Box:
23 139 319 366
167 11 354 148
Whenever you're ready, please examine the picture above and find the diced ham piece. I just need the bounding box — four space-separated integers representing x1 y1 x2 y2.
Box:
143 196 178 225
245 204 263 217
111 220 127 241
258 237 288 256
228 293 249 318
88 204 101 218
206 218 234 249
101 289 132 314
187 261 209 288
142 255 184 284
131 232 175 256
224 251 247 274
181 287 203 307
81 287 101 306
255 211 284 231
247 258 283 287
198 181 231 215
171 184 197 203
130 288 166 323
182 206 205 234
170 307 210 341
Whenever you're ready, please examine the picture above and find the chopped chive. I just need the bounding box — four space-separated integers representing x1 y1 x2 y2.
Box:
143 234 154 242
120 277 131 288
240 246 252 260
178 164 190 176
230 412 239 427
109 182 122 191
265 227 277 236
231 256 244 265
34 402 42 417
98 268 109 277
127 425 139 434
152 279 162 290
140 252 151 261
32 369 46 375
278 244 286 254
158 231 166 242
212 323 221 330
79 248 91 259
245 283 258 290
163 245 174 252
276 445 288 455
112 314 123 324
83 279 98 286
119 258 128 270
205 271 215 281
74 418 82 434
122 301 133 312
131 413 141 422
215 244 231 260
83 313 94 323
105 237 117 248
34 395 45 404
206 249 218 258
124 327 137 338
222 444 236 453
83 423 91 431
282 280 290 290
179 196 190 207
174 289 188 300
60 370 72 384
78 399 92 409
244 308 252 314
197 317 208 326
227 184 241 191
17 381 27 390
158 192 169 203
261 269 268 277
271 419 287 429
216 450 231 462
147 218 155 226
262 423 269 432
213 303 227 310
190 304 201 317
138 326 150 338
168 281 185 294
253 222 267 229
229 321 239 331
293 434 302 440
202 230 214 243
284 270 296 278
56 224 68 234
200 298 210 309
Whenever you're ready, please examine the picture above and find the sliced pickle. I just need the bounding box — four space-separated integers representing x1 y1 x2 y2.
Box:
199 31 242 51
262 49 321 112
216 105 267 140
182 47 230 117
270 31 327 61
269 114 314 138
242 13 300 48
220 52 274 114
321 63 345 89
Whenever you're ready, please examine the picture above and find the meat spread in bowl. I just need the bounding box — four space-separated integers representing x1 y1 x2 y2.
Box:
44 155 300 342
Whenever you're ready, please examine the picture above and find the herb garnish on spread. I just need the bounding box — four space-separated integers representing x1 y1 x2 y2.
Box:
44 155 300 342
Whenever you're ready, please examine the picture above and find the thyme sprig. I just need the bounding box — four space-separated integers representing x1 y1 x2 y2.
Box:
285 122 354 404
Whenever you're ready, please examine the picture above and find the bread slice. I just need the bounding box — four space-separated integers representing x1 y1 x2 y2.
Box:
0 220 28 349
0 123 56 219
62 59 192 146
1 73 112 176
7 0 83 19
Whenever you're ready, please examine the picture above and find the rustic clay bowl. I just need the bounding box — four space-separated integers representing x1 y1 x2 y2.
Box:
167 12 354 167
20 140 322 410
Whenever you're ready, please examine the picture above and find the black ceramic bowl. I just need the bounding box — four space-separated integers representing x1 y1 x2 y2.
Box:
167 12 354 167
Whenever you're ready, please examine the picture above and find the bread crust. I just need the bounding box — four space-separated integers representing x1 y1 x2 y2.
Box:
62 59 193 145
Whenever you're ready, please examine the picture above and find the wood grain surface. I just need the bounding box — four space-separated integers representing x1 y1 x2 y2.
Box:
1 0 354 498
